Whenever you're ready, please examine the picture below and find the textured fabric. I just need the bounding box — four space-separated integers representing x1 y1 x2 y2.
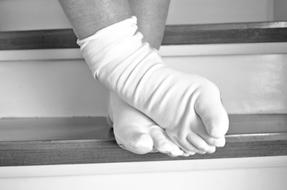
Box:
77 17 228 143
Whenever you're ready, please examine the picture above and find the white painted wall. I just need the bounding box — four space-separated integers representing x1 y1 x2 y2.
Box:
168 0 274 24
0 0 276 31
1 43 287 118
274 0 287 20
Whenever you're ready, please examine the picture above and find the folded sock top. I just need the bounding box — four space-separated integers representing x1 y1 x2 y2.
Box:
77 16 138 49
77 16 148 78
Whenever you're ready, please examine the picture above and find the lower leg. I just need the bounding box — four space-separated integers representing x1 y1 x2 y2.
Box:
59 0 131 39
129 0 170 49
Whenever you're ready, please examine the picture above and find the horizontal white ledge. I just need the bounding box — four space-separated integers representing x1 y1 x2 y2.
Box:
0 156 286 178
0 43 287 62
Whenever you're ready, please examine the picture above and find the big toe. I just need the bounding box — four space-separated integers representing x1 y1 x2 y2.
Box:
206 111 229 138
195 84 229 138
116 133 154 154
193 116 226 147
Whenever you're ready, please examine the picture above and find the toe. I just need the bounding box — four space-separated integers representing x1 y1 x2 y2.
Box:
150 127 184 157
205 110 229 139
116 133 154 154
198 131 226 147
187 132 216 154
110 92 155 154
192 115 226 147
198 132 226 147
195 83 229 138
212 137 225 147
167 132 205 154
131 133 154 154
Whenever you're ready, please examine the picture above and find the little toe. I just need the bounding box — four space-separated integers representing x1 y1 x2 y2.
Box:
192 115 226 147
182 152 196 157
187 132 216 154
150 127 184 157
196 129 225 147
167 133 205 154
196 129 226 147
205 136 225 147
209 137 225 147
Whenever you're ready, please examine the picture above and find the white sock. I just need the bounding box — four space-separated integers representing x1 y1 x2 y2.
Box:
78 17 228 152
108 92 185 156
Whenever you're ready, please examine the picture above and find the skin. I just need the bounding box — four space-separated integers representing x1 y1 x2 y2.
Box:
128 0 170 49
59 0 132 40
